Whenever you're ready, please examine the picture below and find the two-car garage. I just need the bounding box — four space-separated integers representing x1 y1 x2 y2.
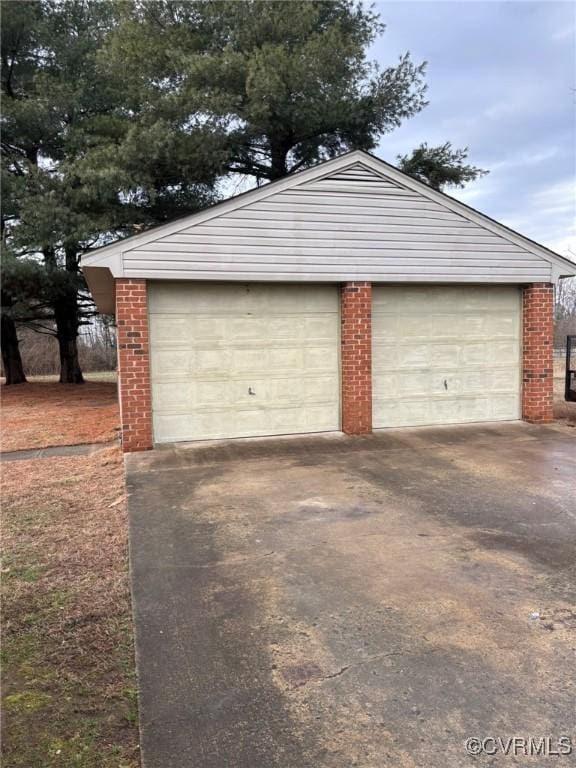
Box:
148 281 521 443
80 151 571 451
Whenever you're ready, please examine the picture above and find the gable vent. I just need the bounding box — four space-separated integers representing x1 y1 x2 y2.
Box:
297 163 412 196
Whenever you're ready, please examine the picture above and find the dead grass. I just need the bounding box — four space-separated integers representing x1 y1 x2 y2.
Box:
1 445 140 768
554 361 576 426
1 379 119 453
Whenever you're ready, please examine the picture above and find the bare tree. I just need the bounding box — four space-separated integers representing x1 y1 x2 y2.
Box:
555 276 576 350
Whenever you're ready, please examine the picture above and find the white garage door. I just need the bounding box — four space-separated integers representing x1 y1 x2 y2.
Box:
373 286 521 428
148 283 340 442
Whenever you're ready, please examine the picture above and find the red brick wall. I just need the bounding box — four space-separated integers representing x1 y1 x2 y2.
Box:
341 282 372 434
522 283 554 424
115 279 153 452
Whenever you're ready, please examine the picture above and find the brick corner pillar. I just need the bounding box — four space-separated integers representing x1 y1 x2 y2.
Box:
522 282 554 424
341 282 372 435
115 278 153 452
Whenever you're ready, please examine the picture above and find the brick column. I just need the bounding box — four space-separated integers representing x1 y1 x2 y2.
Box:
115 279 153 452
341 282 372 434
522 283 554 424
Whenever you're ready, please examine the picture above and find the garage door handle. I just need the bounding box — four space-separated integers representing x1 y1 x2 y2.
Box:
443 379 448 390
248 387 256 396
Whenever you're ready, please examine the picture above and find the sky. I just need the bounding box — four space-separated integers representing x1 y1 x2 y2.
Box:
370 1 576 258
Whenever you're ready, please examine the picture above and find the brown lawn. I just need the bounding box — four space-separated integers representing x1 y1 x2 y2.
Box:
1 379 119 453
554 357 576 426
1 380 139 767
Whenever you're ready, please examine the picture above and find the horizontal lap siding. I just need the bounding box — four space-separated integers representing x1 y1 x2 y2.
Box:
123 164 552 283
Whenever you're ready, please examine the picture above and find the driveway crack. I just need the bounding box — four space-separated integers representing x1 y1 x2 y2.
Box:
190 550 276 569
318 648 439 684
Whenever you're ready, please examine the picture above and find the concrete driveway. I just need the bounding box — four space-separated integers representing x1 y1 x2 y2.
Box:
126 423 576 768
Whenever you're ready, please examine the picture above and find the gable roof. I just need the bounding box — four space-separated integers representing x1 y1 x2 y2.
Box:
81 150 575 312
82 149 575 273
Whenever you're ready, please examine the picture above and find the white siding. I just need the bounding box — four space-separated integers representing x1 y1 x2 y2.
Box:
124 163 552 283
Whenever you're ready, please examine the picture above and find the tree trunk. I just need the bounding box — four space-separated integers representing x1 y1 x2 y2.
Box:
54 294 84 384
269 141 290 180
1 312 27 385
44 244 85 384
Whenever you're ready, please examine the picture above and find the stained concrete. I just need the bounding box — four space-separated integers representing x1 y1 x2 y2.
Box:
0 441 115 462
126 422 576 768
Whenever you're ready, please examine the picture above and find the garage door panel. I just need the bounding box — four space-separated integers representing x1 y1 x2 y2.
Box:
377 399 429 426
150 348 190 378
383 372 427 396
266 317 297 338
153 403 339 442
373 286 520 428
430 374 462 395
490 340 518 364
485 313 518 336
190 317 227 339
490 369 519 390
441 397 489 421
492 394 520 418
195 380 230 405
149 282 340 315
152 413 199 441
153 374 343 413
150 316 188 343
268 347 303 370
301 375 340 402
373 318 401 342
397 345 431 369
149 283 340 442
429 345 461 367
152 381 195 409
302 345 339 371
458 372 487 393
461 343 488 365
230 348 267 372
194 348 230 374
304 315 339 338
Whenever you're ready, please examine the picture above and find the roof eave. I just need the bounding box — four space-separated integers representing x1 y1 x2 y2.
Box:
83 265 116 314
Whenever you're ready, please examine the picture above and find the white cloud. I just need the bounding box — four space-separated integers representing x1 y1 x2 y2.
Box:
487 146 561 173
501 178 576 252
546 235 576 259
483 100 522 122
529 179 576 218
551 23 576 42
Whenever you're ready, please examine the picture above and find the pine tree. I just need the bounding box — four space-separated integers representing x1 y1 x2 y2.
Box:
1 0 227 383
2 1 488 385
2 0 117 382
397 142 488 191
104 0 430 182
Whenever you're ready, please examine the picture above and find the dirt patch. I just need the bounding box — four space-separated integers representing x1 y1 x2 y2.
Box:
0 380 119 452
554 390 576 425
1 446 139 768
554 361 576 426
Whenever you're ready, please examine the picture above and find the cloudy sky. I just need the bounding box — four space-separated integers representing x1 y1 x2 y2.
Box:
370 1 575 259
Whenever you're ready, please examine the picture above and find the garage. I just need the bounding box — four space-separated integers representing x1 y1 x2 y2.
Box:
80 149 575 452
373 285 521 428
148 282 340 442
